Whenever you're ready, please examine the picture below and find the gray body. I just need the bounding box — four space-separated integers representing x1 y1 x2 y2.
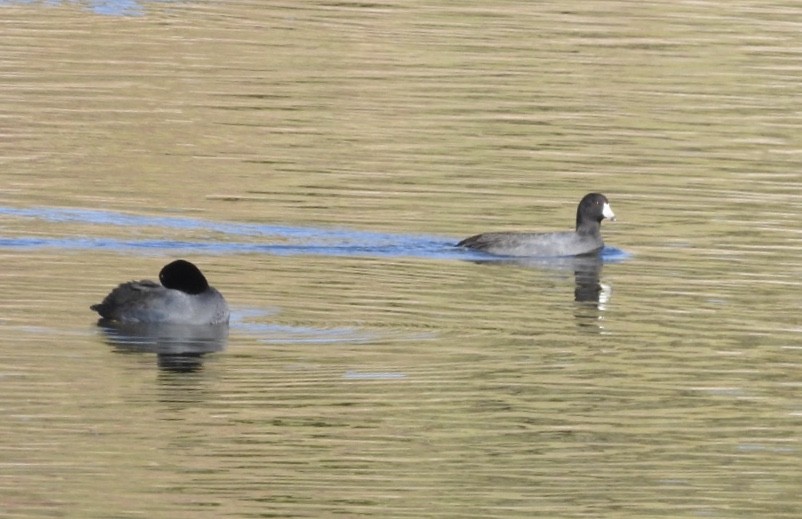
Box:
91 260 230 325
458 229 603 257
91 280 229 325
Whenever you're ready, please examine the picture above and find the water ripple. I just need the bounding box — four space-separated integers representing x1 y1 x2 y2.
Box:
0 205 628 262
0 0 146 16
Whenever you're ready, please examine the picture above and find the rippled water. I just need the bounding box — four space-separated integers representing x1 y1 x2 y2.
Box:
2 1 802 518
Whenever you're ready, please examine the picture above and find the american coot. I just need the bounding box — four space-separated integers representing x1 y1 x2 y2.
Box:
457 193 615 257
90 259 230 325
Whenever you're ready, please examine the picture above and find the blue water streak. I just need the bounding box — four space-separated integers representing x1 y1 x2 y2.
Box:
0 205 440 244
0 204 629 262
0 0 146 16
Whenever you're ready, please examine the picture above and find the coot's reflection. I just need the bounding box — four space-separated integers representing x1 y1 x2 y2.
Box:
471 254 606 296
465 253 610 330
95 320 228 372
567 254 607 304
566 255 611 332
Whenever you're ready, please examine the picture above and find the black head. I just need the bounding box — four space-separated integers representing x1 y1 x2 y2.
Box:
576 193 615 231
159 259 210 295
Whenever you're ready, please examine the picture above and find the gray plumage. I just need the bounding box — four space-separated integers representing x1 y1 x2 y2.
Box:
91 260 229 325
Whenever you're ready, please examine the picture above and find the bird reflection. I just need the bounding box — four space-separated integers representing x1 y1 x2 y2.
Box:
463 253 611 331
568 255 611 332
95 320 228 372
568 254 607 304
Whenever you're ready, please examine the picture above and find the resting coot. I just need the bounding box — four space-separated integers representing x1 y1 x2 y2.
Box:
90 259 229 325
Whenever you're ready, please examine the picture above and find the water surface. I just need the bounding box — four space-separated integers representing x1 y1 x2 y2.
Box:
1 1 802 518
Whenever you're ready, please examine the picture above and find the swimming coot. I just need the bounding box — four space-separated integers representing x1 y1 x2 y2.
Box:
457 193 615 257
